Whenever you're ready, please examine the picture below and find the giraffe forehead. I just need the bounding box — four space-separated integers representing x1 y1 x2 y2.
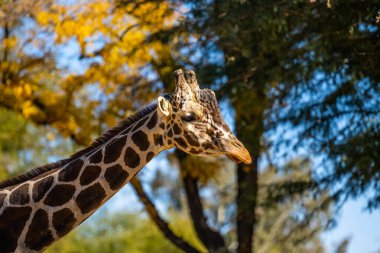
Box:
175 94 221 117
178 102 203 117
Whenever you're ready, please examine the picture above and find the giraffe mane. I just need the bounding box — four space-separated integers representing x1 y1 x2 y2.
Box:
0 103 158 189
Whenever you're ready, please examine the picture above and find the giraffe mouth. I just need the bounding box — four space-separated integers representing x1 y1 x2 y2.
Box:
226 154 244 163
225 149 252 164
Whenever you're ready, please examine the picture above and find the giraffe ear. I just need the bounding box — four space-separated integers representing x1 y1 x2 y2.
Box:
157 96 172 118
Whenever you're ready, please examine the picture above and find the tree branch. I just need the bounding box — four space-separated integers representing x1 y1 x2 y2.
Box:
176 150 226 252
130 177 201 253
1 23 10 85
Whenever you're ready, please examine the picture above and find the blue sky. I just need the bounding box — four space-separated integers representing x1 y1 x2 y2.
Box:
323 197 380 253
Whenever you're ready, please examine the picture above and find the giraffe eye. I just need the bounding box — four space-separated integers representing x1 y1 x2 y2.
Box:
181 113 197 122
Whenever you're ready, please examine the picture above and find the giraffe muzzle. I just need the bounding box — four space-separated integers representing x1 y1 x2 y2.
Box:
221 137 252 164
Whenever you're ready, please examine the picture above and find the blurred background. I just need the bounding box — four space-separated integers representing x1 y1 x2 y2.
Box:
0 0 379 252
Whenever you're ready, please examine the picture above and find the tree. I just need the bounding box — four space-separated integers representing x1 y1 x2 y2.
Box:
2 0 379 252
1 0 176 145
160 0 379 251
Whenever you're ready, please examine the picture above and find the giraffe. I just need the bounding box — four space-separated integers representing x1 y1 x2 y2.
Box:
0 69 251 253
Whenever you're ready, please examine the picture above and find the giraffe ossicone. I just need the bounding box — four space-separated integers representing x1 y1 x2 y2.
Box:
0 69 251 253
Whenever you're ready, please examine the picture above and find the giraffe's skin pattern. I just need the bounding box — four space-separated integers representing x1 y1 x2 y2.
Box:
0 69 251 253
0 111 165 253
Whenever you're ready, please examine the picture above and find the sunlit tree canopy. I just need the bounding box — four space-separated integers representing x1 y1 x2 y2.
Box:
0 0 379 252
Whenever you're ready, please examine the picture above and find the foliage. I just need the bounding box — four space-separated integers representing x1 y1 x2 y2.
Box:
1 0 379 252
1 0 176 145
179 0 380 209
154 0 380 250
46 211 205 253
0 108 75 181
256 159 329 253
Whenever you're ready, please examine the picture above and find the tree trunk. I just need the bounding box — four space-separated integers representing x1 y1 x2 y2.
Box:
177 150 227 253
236 156 258 253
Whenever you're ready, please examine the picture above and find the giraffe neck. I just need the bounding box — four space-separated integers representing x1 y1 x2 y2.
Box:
0 106 167 253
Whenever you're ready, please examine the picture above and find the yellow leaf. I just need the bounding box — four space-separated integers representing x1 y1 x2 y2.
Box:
21 101 39 119
46 132 56 141
67 117 78 132
24 84 33 97
3 37 17 49
105 114 116 126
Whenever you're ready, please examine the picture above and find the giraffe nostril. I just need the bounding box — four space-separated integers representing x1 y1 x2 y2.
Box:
234 141 243 148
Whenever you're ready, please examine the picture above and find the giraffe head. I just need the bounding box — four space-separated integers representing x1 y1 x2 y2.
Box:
156 69 252 164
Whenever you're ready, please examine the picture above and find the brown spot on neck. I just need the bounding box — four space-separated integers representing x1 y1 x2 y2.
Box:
89 149 103 164
58 159 84 182
104 164 129 190
44 184 76 207
146 152 155 163
146 112 158 129
124 147 140 168
132 115 149 132
25 209 54 251
132 130 150 151
76 183 106 215
33 176 54 202
52 208 77 237
9 184 30 205
0 206 32 252
153 134 164 146
80 165 102 186
104 135 127 164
